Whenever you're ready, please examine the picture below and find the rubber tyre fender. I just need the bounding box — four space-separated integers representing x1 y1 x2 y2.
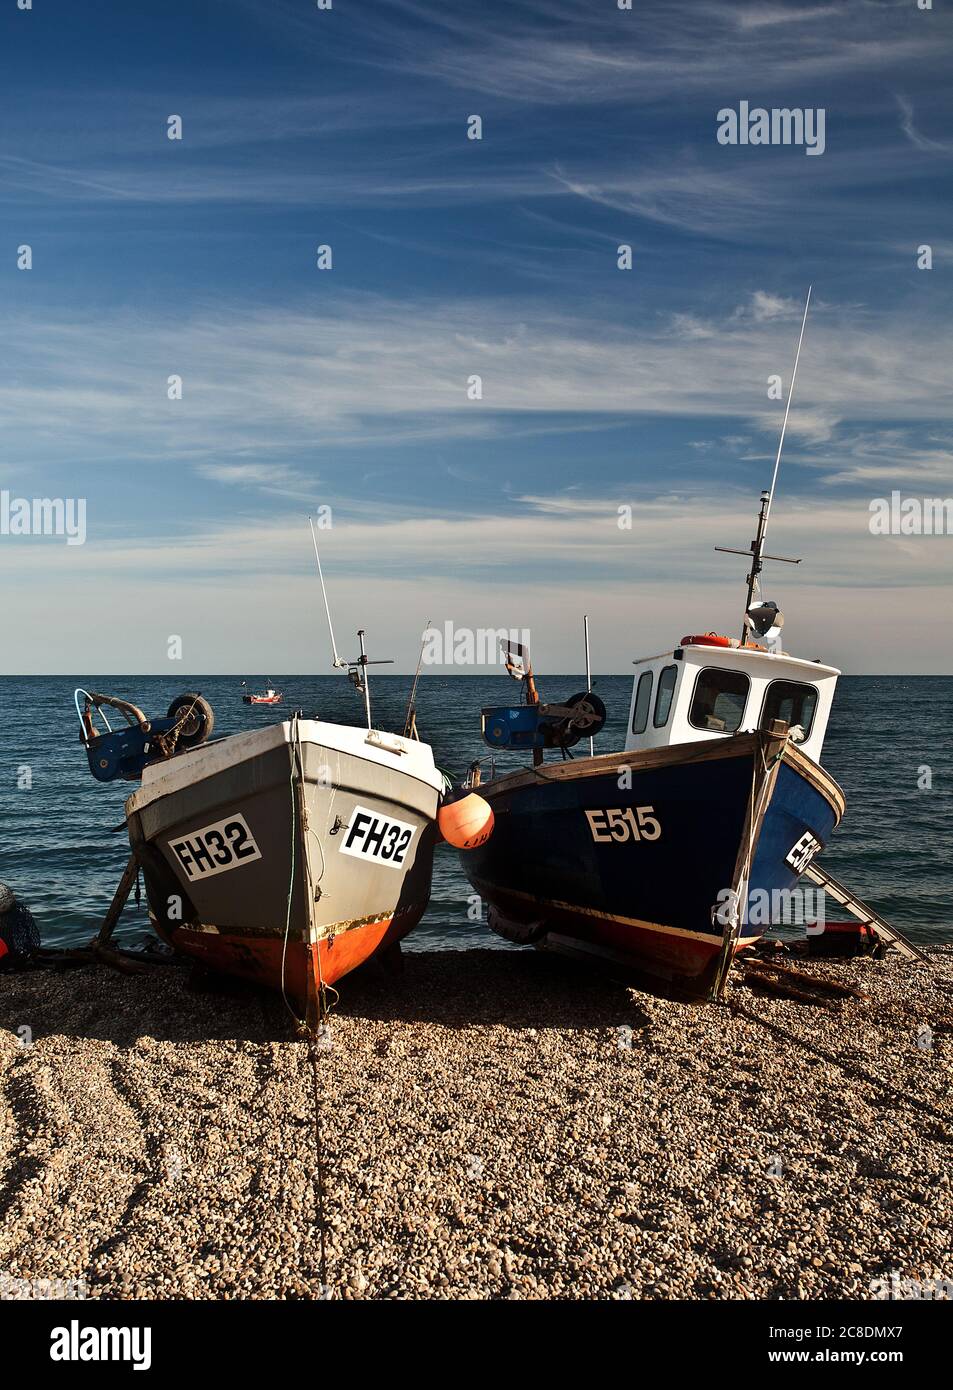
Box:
166 692 215 749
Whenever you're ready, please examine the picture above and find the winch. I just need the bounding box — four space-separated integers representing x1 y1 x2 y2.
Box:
75 689 215 782
481 638 607 755
481 691 606 752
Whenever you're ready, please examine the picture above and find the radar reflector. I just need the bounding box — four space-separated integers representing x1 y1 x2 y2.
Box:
747 601 783 637
746 600 784 652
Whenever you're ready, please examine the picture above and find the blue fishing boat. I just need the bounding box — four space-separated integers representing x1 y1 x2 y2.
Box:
458 291 925 997
462 631 844 996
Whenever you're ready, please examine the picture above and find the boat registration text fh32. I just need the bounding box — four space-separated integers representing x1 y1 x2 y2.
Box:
338 805 417 868
169 813 263 881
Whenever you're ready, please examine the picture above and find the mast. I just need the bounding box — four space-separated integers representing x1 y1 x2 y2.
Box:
583 615 593 757
357 629 373 730
740 489 771 640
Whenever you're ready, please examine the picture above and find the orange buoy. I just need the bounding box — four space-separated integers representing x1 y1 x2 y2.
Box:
437 791 495 850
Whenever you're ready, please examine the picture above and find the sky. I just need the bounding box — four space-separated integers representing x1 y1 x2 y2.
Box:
0 0 951 674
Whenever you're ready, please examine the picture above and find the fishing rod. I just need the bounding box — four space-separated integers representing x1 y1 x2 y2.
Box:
403 620 431 740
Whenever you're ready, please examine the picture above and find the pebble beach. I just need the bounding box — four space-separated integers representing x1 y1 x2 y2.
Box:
1 949 951 1301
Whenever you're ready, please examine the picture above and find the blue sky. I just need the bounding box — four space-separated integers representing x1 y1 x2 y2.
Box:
1 0 951 673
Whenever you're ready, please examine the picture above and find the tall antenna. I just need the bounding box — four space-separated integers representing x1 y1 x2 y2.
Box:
763 284 812 543
715 286 811 642
309 516 344 669
306 524 394 726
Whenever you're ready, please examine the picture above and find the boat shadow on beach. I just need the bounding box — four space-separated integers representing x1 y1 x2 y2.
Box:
340 947 668 1032
0 948 665 1046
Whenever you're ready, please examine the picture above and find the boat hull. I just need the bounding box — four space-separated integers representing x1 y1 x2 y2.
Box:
125 721 441 1007
460 734 843 995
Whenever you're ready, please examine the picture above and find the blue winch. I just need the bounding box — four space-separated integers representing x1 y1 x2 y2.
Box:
75 689 216 782
481 691 606 751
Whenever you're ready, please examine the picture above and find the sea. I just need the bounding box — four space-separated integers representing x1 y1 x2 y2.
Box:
0 675 949 952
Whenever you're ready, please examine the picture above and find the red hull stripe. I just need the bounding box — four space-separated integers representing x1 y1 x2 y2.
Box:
159 903 425 1000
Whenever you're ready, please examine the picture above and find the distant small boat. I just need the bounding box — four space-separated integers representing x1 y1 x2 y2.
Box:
242 682 282 705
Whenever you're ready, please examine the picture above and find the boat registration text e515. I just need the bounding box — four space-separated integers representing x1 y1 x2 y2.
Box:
340 805 416 868
585 806 662 842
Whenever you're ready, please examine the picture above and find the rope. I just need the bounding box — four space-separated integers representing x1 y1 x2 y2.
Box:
280 716 340 1025
712 736 780 999
280 714 336 1297
152 694 203 760
308 1036 330 1298
279 720 300 1027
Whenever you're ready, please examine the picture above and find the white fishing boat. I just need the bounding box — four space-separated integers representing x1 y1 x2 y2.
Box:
124 698 443 1014
77 523 450 1025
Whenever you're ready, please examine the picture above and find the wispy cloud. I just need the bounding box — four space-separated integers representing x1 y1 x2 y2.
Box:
194 461 316 494
742 291 802 322
895 94 953 154
815 429 953 485
725 4 841 31
0 486 939 586
338 0 940 105
2 293 952 477
0 152 555 209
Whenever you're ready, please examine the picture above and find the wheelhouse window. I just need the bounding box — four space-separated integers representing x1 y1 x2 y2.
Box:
631 671 653 734
761 680 818 739
689 668 749 733
653 665 678 728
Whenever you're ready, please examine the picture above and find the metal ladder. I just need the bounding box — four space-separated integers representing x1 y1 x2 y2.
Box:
803 861 932 965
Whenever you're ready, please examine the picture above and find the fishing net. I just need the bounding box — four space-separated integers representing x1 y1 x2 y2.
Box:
0 903 40 963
